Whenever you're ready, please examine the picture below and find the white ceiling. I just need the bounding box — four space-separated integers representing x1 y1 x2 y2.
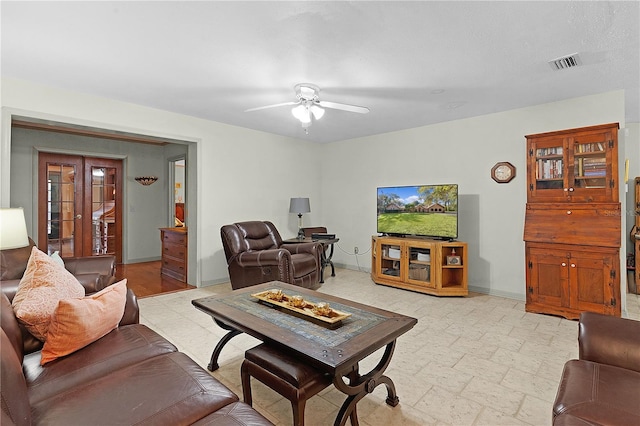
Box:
2 1 638 143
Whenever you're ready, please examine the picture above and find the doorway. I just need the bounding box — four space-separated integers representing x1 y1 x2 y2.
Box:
170 157 186 227
38 152 123 263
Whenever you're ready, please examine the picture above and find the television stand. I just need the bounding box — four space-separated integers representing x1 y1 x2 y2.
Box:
371 235 468 296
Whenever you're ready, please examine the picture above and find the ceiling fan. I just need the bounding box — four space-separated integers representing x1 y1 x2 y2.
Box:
245 83 369 131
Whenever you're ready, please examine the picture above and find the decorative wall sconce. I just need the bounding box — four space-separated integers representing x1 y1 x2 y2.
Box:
135 176 158 186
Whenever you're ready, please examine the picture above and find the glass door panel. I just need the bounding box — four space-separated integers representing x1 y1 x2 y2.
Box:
47 164 75 256
84 157 122 263
40 154 83 257
91 166 117 255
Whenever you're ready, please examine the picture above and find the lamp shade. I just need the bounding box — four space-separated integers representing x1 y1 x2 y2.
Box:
289 198 311 214
310 105 325 120
291 104 311 124
0 208 29 250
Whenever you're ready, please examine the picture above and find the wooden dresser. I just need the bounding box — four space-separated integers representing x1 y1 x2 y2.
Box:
160 227 188 282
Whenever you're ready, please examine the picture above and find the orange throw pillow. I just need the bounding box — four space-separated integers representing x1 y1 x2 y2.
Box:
12 246 85 340
40 280 127 365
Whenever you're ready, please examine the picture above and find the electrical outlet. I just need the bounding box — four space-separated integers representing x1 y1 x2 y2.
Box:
354 246 359 254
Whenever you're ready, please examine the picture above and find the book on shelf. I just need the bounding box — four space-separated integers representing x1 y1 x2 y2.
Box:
538 159 563 179
537 146 563 157
582 157 605 164
576 142 605 153
583 170 606 177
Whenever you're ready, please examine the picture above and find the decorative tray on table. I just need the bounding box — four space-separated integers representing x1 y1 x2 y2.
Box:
251 289 352 328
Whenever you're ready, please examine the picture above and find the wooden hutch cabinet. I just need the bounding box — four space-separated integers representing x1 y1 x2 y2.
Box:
523 123 621 319
371 235 468 296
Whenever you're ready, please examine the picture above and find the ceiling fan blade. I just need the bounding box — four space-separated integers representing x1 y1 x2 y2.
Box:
245 101 298 112
317 101 370 114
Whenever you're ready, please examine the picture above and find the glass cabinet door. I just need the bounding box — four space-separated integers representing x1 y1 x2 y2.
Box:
569 130 616 202
534 139 564 190
529 136 567 202
572 139 607 189
379 242 403 281
407 244 433 287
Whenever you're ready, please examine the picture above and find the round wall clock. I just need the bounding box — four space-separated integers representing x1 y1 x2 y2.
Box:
491 162 516 183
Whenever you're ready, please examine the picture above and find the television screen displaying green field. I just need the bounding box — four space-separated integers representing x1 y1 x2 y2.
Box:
377 184 458 239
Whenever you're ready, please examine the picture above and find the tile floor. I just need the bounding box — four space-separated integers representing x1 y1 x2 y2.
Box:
138 269 640 426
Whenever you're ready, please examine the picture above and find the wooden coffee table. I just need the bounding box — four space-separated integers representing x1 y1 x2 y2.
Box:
192 282 417 426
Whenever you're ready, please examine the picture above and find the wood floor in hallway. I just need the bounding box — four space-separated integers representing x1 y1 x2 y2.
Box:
115 260 195 298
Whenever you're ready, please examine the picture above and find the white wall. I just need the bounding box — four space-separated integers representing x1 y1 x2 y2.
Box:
1 78 322 286
322 91 627 300
1 78 633 302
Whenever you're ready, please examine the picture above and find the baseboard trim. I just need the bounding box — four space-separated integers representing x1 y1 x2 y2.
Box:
124 256 161 264
334 262 370 274
468 285 525 301
200 278 232 287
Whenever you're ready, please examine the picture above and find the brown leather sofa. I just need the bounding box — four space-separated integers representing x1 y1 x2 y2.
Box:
0 243 272 425
553 312 640 425
1 285 272 425
221 221 322 290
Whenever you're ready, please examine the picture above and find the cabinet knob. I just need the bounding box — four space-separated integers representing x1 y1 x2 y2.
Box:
561 262 567 267
568 187 574 192
567 211 572 215
563 188 568 192
571 263 576 268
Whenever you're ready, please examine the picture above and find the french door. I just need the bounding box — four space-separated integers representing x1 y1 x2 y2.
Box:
38 153 123 263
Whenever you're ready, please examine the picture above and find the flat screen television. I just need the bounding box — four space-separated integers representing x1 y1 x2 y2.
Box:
377 184 458 240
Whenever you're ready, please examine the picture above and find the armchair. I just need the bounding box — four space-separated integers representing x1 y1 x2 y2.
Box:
221 221 322 290
301 226 328 238
553 312 640 425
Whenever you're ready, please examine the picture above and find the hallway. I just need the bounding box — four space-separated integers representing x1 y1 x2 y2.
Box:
115 260 195 298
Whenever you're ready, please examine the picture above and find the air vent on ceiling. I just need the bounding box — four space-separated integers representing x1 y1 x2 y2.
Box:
548 53 582 71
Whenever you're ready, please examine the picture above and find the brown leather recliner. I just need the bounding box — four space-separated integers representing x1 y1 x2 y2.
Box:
552 312 640 425
221 221 322 290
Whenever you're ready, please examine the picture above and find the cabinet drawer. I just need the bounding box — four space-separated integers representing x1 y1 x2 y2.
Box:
163 230 187 245
162 256 186 272
523 203 620 247
163 241 187 260
162 257 187 279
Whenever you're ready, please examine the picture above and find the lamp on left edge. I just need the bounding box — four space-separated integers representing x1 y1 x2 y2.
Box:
0 208 29 250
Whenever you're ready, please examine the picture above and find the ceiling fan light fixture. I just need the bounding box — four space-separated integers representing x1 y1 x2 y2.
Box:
291 104 311 123
310 105 325 120
250 83 368 132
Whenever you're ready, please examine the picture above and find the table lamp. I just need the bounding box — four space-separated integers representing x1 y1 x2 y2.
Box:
0 208 30 250
289 197 310 239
